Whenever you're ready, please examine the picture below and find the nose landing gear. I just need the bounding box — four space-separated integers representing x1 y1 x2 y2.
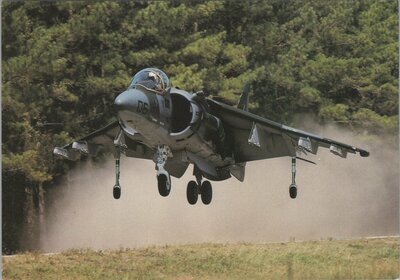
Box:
157 173 171 197
154 146 172 197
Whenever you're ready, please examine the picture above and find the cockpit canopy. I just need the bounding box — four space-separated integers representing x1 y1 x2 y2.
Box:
130 68 170 95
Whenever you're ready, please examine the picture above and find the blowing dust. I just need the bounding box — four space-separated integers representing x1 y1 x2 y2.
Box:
40 123 399 252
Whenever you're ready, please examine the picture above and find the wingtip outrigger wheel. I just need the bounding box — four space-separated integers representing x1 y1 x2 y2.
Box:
113 129 126 199
289 184 297 199
113 184 121 199
289 157 298 199
113 158 121 199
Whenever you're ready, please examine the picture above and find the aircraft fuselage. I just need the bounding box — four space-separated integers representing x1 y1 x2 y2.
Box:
114 86 232 181
53 68 369 203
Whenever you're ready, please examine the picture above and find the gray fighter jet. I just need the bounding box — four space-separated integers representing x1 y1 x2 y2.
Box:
54 68 369 205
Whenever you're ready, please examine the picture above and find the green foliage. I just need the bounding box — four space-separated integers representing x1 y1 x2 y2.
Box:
167 63 206 91
3 150 51 183
352 108 398 134
319 103 350 122
297 86 321 108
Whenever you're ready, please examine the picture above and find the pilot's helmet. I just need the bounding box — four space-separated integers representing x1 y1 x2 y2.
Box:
131 68 170 94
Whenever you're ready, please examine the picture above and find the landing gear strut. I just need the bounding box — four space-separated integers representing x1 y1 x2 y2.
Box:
186 166 213 205
113 129 126 199
289 157 297 199
113 157 121 199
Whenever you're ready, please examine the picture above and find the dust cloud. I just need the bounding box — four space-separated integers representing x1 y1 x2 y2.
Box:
40 123 399 252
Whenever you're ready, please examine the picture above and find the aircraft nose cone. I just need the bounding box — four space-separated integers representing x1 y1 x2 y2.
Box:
114 89 149 115
114 90 135 111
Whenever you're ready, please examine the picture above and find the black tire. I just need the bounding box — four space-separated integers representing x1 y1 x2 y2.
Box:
113 185 121 199
200 181 212 205
158 174 171 197
289 184 297 199
186 181 198 205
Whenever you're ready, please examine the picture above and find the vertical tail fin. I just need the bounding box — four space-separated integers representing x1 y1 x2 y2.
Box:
237 84 251 111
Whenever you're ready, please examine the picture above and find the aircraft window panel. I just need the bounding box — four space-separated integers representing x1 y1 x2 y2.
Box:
130 68 170 95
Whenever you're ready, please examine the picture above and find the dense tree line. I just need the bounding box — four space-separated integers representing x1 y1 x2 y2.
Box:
2 1 398 253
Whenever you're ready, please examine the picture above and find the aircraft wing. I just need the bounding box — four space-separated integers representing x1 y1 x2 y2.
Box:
207 99 369 163
53 119 154 161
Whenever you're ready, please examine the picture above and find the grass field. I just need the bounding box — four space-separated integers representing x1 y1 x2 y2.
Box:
2 237 399 280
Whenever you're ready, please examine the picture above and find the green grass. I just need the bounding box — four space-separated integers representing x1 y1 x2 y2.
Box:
3 238 399 280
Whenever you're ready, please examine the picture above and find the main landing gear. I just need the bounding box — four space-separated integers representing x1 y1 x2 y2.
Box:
153 147 212 205
289 157 297 199
187 166 213 205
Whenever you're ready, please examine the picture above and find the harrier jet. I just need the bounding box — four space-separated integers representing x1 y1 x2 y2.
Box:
54 68 369 205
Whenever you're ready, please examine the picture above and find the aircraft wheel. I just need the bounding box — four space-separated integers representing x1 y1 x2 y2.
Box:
158 174 171 197
113 185 121 199
186 181 198 205
289 184 297 199
200 181 212 205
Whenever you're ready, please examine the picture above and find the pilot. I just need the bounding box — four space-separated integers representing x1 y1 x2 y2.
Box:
131 68 170 95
